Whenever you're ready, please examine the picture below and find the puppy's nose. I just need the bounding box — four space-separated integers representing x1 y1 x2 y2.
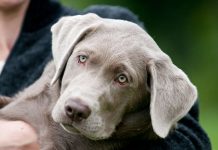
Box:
65 99 91 122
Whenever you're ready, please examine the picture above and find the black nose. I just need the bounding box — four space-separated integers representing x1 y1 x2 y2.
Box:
65 99 91 122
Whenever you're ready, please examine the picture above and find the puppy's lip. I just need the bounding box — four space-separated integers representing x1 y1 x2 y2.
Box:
60 123 110 141
60 123 80 134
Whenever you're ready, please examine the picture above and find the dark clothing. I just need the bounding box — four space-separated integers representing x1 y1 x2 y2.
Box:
0 0 77 96
0 0 211 149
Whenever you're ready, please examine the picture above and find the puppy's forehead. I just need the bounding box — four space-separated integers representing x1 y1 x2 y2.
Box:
75 19 149 57
73 20 149 83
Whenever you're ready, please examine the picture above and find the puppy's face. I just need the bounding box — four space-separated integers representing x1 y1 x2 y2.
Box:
52 27 149 140
51 14 197 140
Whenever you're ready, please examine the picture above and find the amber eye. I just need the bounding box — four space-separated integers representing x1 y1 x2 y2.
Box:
78 55 87 63
116 74 128 84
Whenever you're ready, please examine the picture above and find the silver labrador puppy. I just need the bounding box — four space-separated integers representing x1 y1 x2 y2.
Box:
0 13 197 150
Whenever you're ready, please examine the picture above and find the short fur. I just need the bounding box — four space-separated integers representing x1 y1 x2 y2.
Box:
0 14 197 150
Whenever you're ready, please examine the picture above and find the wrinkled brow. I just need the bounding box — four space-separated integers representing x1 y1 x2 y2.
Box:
74 49 95 55
112 63 129 74
109 62 139 85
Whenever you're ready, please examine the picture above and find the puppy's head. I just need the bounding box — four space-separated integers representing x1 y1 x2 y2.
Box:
51 14 197 140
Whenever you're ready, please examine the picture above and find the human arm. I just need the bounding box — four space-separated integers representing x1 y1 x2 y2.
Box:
0 120 39 150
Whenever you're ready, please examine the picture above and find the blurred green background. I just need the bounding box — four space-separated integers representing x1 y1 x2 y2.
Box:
61 0 218 149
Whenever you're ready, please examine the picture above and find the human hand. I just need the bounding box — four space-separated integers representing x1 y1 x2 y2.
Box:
0 120 39 150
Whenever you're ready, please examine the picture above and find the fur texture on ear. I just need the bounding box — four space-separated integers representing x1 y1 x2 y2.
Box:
50 13 101 85
147 57 197 138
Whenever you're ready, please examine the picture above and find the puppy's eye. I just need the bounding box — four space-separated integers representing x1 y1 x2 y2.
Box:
116 74 128 85
78 55 88 64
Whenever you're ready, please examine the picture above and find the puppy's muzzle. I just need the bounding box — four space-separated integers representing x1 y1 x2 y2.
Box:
65 99 91 122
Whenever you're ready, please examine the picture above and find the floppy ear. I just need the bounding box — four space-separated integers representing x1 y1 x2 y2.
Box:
50 13 101 84
147 57 197 138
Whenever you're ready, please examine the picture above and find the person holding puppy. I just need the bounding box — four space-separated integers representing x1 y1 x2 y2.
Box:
0 0 211 149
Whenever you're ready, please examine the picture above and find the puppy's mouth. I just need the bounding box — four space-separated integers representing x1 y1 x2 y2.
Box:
60 123 80 134
59 114 115 141
60 122 111 140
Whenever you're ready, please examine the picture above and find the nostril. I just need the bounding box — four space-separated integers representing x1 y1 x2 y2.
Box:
74 105 91 121
79 105 91 119
77 112 83 118
65 105 73 115
76 112 86 122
